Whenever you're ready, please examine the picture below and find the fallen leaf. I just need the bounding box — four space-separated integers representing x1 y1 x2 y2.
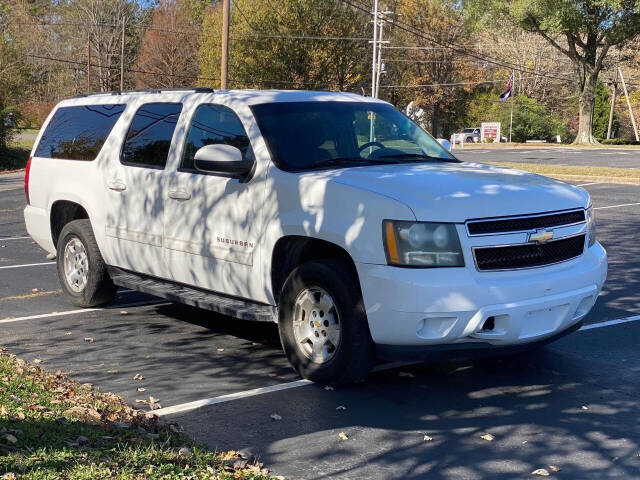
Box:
65 332 72 336
423 435 433 441
480 433 495 442
335 405 346 411
33 359 42 364
64 406 101 425
217 348 224 352
31 288 38 293
4 434 17 444
120 311 128 315
270 413 282 421
107 369 118 374
178 446 192 457
324 386 334 391
84 337 95 343
133 373 144 380
0 406 7 416
137 387 146 392
532 468 550 476
1 473 16 480
268 373 277 377
581 405 589 410
549 465 561 472
338 432 349 441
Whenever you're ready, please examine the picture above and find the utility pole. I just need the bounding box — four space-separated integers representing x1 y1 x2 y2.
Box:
509 71 514 143
371 0 379 98
374 21 384 98
87 32 91 93
619 67 639 142
607 69 618 140
220 0 230 89
120 15 125 91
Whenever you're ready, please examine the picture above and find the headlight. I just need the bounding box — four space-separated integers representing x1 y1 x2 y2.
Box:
383 220 464 267
586 206 596 247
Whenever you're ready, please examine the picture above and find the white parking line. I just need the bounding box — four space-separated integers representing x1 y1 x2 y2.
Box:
0 262 55 270
153 361 415 417
579 314 640 331
0 236 31 241
154 315 640 417
595 202 640 210
576 182 600 187
0 299 170 324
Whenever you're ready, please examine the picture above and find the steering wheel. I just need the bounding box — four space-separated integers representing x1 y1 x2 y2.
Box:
358 141 385 154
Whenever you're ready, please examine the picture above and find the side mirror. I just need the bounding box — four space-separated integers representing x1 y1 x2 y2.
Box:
193 144 253 176
437 138 451 152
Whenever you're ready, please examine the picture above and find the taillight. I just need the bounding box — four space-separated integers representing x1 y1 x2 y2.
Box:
24 156 32 205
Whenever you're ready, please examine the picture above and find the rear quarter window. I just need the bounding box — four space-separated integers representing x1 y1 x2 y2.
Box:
34 104 126 161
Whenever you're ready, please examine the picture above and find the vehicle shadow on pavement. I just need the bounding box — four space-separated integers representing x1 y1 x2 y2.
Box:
174 347 640 480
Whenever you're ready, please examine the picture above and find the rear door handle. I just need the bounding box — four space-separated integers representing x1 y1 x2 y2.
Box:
168 190 191 201
107 180 126 192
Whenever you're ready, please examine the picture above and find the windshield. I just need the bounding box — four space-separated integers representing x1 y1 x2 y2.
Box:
463 128 476 133
250 101 457 172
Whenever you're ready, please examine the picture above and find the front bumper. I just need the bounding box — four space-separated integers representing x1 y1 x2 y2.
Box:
356 242 607 353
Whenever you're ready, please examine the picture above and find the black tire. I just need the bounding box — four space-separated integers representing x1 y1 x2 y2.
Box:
56 219 117 308
278 259 375 384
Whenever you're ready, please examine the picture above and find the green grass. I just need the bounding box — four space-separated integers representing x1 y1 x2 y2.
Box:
0 134 34 172
487 161 640 182
0 350 276 479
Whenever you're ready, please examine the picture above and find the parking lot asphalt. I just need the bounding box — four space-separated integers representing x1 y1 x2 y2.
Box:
455 147 640 169
1 163 640 479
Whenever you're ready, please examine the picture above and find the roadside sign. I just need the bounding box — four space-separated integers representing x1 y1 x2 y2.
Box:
481 122 501 143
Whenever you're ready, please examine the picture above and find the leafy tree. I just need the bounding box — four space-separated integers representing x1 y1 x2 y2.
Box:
394 0 480 138
465 0 640 144
461 91 571 142
0 2 29 146
199 0 369 90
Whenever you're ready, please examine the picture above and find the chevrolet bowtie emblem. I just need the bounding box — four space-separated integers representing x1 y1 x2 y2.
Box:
529 228 554 244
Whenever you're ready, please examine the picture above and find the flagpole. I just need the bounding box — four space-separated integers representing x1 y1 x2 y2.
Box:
509 71 514 143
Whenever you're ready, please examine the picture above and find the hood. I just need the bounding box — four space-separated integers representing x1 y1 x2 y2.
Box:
329 162 589 223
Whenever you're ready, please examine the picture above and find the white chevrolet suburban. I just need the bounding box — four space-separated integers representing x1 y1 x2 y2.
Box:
24 88 607 383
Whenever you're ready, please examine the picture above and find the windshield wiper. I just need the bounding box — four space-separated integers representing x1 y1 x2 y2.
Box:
376 153 443 161
305 157 395 171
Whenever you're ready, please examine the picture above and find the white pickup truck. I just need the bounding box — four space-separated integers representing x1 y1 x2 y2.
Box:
24 89 607 383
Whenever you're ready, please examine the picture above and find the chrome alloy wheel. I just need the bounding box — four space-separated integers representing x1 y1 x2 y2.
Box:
63 237 89 293
292 287 341 364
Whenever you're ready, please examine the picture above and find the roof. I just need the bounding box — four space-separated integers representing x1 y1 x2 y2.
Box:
68 88 377 106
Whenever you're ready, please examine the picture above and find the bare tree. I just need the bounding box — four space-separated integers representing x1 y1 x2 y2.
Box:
135 0 200 89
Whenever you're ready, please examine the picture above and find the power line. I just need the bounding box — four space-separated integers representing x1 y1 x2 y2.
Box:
338 0 576 85
27 53 323 87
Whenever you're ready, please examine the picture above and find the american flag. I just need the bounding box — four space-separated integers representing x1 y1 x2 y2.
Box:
499 73 514 102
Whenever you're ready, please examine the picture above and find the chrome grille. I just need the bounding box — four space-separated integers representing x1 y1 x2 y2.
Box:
467 210 585 236
473 234 585 271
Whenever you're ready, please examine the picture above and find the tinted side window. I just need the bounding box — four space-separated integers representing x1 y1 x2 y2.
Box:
121 103 182 168
34 104 125 161
181 104 250 172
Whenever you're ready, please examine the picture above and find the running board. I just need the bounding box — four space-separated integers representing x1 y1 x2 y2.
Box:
108 267 277 322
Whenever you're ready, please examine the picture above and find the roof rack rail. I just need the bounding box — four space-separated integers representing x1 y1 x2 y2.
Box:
74 87 214 98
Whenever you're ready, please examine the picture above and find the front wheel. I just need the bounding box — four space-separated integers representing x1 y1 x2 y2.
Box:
56 219 117 307
278 259 375 384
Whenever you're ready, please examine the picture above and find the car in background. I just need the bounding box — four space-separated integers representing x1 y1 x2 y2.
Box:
460 127 481 143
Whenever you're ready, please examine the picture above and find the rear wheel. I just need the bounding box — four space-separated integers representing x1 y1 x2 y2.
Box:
278 259 375 384
56 219 116 307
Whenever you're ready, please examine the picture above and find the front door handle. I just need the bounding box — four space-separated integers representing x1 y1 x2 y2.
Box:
107 180 126 192
168 190 191 201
